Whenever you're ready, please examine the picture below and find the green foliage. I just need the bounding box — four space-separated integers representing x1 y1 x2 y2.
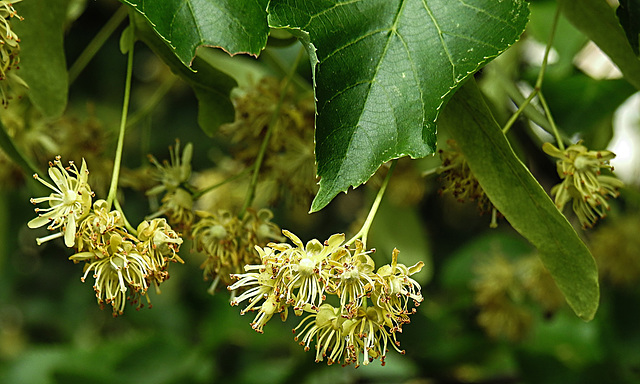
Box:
268 0 530 211
616 0 640 57
3 0 640 382
439 80 599 320
12 0 69 118
120 0 270 64
560 0 640 90
130 13 237 135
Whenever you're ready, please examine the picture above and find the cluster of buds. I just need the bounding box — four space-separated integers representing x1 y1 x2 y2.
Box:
228 230 424 367
543 142 623 228
219 77 317 207
191 208 283 294
147 140 195 231
28 157 183 316
1 0 27 106
437 139 499 227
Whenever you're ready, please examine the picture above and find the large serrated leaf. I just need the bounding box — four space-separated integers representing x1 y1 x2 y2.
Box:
439 80 599 321
267 0 530 212
13 0 69 118
120 0 270 66
559 0 640 90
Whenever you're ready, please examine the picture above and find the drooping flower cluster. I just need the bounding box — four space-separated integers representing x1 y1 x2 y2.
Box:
219 76 317 207
472 253 564 341
147 140 195 230
191 208 282 293
228 231 424 367
543 141 623 228
1 0 27 106
28 157 183 316
438 139 500 227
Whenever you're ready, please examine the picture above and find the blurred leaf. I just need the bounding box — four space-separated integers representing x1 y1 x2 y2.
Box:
616 0 640 57
439 79 599 321
120 0 270 66
543 74 636 147
267 0 530 212
13 0 69 118
369 196 432 284
132 13 237 136
0 120 40 177
559 0 640 90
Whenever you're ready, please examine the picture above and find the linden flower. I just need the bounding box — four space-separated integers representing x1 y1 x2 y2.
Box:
147 141 193 196
326 240 376 318
28 157 93 247
1 0 27 106
438 139 499 227
543 142 623 228
229 231 345 332
373 248 424 331
137 218 184 289
274 231 344 312
70 233 152 316
194 209 282 294
293 304 402 367
75 199 123 252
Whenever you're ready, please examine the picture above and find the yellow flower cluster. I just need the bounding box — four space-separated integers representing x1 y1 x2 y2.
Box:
543 142 623 228
0 0 27 106
147 141 195 231
229 231 424 367
438 139 499 227
219 77 317 207
28 157 183 316
192 208 283 293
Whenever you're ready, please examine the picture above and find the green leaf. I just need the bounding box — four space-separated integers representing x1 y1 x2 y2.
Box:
132 13 237 136
616 0 640 57
120 0 270 67
267 0 530 212
13 0 69 118
559 0 640 90
438 79 599 321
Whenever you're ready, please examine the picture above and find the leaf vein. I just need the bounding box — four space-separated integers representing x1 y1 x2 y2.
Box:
420 0 456 83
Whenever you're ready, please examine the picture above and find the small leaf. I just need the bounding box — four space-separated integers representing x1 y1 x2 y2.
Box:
120 0 270 67
616 0 640 57
132 13 237 136
559 0 640 90
267 0 530 212
119 24 134 55
438 79 599 321
12 0 69 118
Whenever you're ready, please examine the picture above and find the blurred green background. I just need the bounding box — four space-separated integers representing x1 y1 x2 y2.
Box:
2 0 640 383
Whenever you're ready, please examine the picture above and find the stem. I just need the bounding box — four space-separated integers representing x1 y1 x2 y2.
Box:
68 6 128 85
192 164 254 200
106 22 135 210
538 91 564 150
501 5 561 135
345 159 397 249
238 47 305 215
